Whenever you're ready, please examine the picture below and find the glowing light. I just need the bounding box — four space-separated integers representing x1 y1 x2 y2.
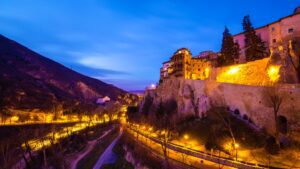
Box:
234 143 239 148
11 116 19 122
183 134 189 140
267 65 280 82
204 67 210 78
227 66 240 74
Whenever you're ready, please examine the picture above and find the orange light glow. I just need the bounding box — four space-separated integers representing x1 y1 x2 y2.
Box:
267 65 280 82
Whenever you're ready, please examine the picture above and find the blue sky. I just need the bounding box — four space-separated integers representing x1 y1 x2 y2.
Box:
0 0 299 90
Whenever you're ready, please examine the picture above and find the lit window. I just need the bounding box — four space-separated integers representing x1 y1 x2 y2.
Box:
288 28 294 33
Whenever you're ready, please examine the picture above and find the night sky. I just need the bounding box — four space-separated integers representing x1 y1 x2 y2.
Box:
0 0 299 90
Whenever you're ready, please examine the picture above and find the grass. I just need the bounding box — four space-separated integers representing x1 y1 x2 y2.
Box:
76 127 119 169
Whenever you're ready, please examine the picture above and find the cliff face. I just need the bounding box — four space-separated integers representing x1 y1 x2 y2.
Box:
144 77 300 135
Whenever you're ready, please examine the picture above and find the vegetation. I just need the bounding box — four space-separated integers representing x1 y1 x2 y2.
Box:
218 27 240 66
101 135 134 169
153 99 178 168
0 122 115 169
119 132 164 169
76 127 119 169
177 107 267 154
262 86 284 144
243 15 267 61
288 37 300 81
141 94 153 117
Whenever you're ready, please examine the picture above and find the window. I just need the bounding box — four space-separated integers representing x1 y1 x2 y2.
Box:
273 39 277 43
288 28 294 33
235 40 239 44
258 33 261 38
271 27 275 31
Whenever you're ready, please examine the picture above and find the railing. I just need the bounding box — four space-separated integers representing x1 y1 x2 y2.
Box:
127 126 285 169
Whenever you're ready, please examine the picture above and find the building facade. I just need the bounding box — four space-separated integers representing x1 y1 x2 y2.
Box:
233 7 300 63
160 48 212 80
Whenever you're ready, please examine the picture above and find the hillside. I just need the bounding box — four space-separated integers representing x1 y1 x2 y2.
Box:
0 34 130 113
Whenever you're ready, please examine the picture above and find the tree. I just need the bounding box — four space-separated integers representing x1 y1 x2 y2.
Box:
218 27 240 66
141 94 153 117
288 38 300 81
214 107 238 159
154 99 177 168
262 86 284 144
243 15 267 61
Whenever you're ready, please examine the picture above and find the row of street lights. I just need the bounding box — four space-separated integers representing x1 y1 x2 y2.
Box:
128 122 240 161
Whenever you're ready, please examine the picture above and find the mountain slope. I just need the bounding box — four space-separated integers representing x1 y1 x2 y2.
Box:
0 34 129 113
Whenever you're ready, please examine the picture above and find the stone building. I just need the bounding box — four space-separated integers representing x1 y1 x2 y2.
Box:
160 61 172 79
233 6 300 63
170 48 192 79
160 48 212 80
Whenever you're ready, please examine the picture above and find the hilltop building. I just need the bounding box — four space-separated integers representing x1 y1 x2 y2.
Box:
233 6 300 63
160 48 212 80
160 7 300 82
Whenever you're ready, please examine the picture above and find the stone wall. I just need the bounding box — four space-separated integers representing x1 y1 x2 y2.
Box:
148 77 300 135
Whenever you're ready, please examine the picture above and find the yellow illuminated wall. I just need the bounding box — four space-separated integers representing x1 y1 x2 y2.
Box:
216 58 281 86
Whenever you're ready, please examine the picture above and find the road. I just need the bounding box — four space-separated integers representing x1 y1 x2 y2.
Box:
93 131 123 169
69 128 114 169
127 127 268 169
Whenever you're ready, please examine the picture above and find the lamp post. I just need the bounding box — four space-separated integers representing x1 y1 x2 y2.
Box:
234 143 239 161
182 134 189 163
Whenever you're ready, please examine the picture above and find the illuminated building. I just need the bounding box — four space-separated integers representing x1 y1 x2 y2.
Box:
233 7 300 63
170 48 192 79
160 48 212 81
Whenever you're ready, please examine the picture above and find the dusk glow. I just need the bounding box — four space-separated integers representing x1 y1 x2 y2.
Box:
1 1 300 169
0 0 299 90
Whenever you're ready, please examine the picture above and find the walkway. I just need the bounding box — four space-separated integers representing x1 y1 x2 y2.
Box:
93 131 123 169
69 128 114 169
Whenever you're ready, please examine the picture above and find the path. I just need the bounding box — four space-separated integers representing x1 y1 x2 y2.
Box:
92 131 123 169
69 127 114 169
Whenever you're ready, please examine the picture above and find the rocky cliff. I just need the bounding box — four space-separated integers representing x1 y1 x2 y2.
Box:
143 77 300 137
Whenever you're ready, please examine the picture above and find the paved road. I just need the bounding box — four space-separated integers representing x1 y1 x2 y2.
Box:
93 131 123 169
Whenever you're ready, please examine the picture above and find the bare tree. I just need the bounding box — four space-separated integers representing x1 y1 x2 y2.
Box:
214 107 238 159
0 139 15 169
262 86 284 143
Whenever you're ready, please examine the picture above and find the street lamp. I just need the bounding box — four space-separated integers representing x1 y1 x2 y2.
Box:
234 143 239 161
184 134 189 140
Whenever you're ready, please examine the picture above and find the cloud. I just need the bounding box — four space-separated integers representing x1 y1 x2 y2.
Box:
69 63 129 78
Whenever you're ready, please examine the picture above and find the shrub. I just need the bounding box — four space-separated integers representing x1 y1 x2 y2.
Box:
248 118 253 124
265 136 280 155
242 114 248 120
205 136 218 150
234 109 240 115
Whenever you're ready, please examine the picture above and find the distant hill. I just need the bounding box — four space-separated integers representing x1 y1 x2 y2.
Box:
129 90 145 95
0 34 131 113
